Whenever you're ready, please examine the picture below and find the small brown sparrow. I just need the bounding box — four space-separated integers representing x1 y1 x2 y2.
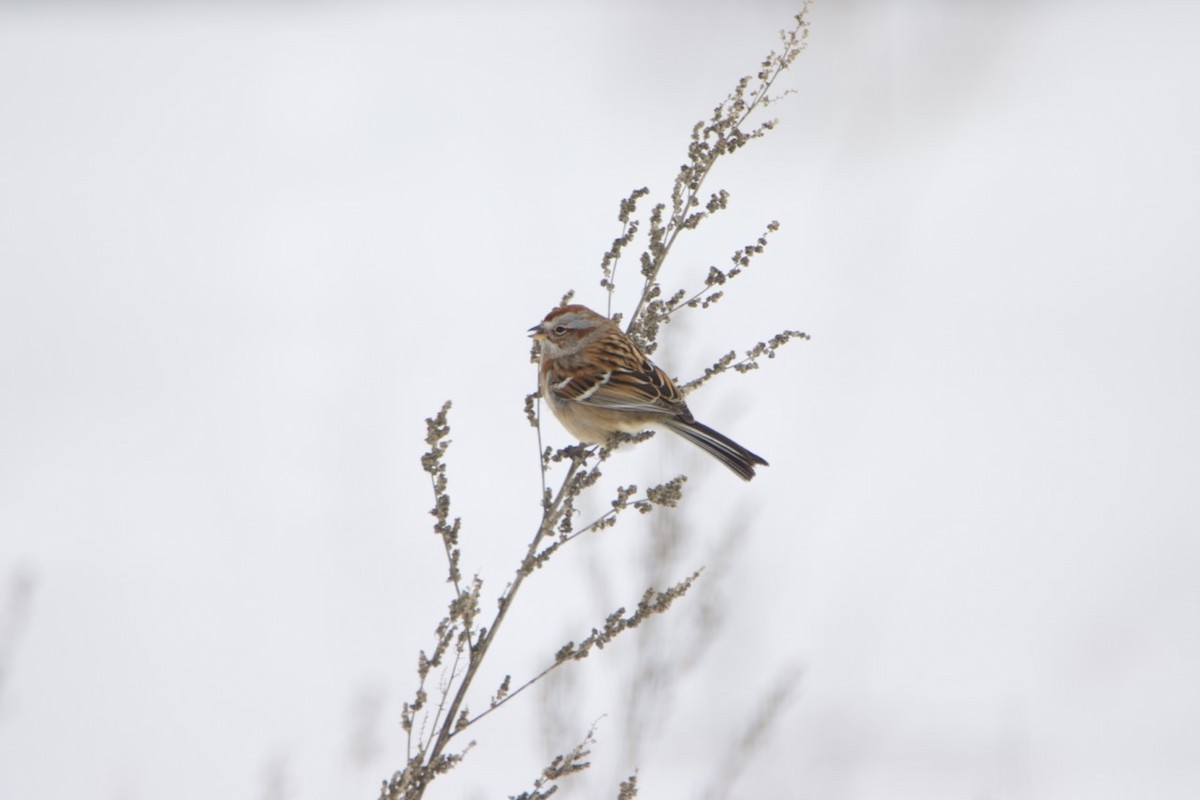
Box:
529 304 768 480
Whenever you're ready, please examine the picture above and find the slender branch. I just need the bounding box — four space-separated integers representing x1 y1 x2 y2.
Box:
626 12 809 334
463 660 557 730
419 450 588 784
428 470 472 654
462 569 702 731
534 396 549 503
602 187 650 319
424 645 465 755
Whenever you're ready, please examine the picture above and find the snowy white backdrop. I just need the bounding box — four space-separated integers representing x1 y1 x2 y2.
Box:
2 1 1198 798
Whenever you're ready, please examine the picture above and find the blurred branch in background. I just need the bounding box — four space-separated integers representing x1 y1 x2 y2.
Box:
702 664 804 800
0 567 35 714
539 429 805 797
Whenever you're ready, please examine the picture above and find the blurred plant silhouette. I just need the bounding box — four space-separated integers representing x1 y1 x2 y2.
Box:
0 568 35 713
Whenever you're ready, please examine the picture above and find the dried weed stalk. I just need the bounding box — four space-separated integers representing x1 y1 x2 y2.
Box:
381 7 811 799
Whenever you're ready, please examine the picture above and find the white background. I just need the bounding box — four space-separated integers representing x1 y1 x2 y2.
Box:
2 1 1198 798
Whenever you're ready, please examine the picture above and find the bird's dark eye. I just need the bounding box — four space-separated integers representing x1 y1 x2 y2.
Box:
553 325 567 335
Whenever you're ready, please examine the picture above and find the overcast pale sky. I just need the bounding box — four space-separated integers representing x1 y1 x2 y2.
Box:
2 2 1198 799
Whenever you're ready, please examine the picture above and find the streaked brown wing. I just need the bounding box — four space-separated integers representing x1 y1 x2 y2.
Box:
549 331 688 416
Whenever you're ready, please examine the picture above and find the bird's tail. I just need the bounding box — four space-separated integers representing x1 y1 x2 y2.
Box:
665 418 769 481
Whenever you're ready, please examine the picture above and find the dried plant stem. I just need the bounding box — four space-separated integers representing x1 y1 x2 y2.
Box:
415 454 587 796
428 469 474 654
626 11 808 333
387 8 812 797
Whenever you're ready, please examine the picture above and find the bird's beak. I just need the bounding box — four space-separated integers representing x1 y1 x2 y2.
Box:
528 323 546 340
